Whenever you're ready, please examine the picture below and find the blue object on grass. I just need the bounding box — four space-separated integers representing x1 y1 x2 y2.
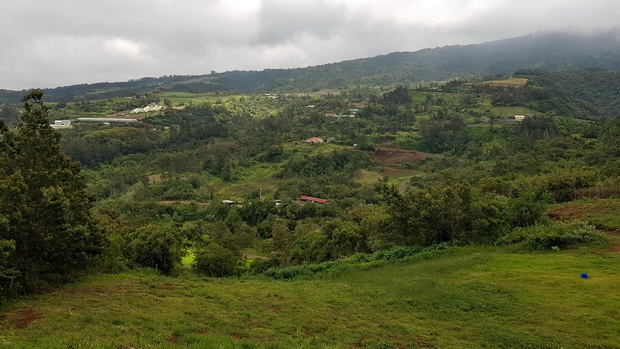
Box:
581 273 588 278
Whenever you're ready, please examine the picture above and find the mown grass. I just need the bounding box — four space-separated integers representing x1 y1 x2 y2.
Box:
0 245 618 348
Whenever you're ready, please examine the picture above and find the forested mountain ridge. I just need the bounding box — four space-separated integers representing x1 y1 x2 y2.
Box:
1 30 620 103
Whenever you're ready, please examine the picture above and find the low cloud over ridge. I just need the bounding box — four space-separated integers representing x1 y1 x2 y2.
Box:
1 0 619 90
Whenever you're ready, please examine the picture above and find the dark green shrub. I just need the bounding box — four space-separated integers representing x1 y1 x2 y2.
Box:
261 244 452 280
505 189 554 228
129 224 183 274
497 221 602 250
193 243 241 277
248 258 279 274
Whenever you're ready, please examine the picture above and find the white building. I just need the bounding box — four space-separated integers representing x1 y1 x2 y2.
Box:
77 118 138 123
51 120 72 129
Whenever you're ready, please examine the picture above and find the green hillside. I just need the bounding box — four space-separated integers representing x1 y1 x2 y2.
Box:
0 243 617 348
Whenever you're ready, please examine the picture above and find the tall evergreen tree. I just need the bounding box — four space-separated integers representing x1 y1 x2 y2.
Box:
0 90 101 293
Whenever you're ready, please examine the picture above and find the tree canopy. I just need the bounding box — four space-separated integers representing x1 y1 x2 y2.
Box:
0 90 102 294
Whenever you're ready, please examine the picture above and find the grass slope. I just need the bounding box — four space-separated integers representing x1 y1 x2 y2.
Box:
548 198 620 231
0 245 618 348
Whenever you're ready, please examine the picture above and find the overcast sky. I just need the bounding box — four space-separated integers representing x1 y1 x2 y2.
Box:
1 0 618 90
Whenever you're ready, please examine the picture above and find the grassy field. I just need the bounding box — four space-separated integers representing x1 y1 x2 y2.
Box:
490 106 541 118
0 244 617 348
354 168 421 191
477 78 529 88
157 92 238 107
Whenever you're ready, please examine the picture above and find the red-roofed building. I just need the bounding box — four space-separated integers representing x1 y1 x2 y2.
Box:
298 195 330 204
303 137 324 144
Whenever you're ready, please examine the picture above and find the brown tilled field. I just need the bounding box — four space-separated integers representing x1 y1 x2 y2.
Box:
372 147 434 166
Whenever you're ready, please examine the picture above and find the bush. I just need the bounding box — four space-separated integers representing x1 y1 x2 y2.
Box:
129 224 184 274
261 243 452 280
505 189 554 228
193 243 241 277
497 221 603 250
248 258 279 274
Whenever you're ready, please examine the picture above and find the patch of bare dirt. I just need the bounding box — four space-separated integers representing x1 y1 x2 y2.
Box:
166 334 180 344
157 201 211 206
11 309 44 329
267 305 281 313
64 287 105 295
328 308 342 315
372 148 433 167
547 205 586 221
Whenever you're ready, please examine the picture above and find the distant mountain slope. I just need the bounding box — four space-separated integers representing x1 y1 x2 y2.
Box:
526 69 620 117
1 30 619 103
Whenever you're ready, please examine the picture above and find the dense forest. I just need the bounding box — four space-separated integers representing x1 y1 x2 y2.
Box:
1 61 618 299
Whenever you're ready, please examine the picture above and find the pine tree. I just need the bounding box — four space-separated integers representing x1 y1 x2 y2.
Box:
0 90 101 293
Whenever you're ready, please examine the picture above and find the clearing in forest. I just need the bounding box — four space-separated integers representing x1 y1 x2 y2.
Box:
371 147 434 167
476 78 529 88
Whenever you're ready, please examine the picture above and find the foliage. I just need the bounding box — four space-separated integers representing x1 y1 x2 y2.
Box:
418 115 470 154
0 90 102 293
262 243 455 280
504 189 554 228
193 243 241 277
497 221 603 250
381 181 508 246
0 105 20 126
290 219 370 263
61 126 160 167
380 85 412 106
278 149 373 178
129 224 184 275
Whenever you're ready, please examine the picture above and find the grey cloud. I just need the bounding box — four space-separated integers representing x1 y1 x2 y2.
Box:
257 0 347 44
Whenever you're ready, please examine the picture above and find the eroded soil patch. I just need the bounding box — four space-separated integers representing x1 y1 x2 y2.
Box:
372 148 433 167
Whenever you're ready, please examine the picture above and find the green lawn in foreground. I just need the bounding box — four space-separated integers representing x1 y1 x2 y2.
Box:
0 245 618 348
